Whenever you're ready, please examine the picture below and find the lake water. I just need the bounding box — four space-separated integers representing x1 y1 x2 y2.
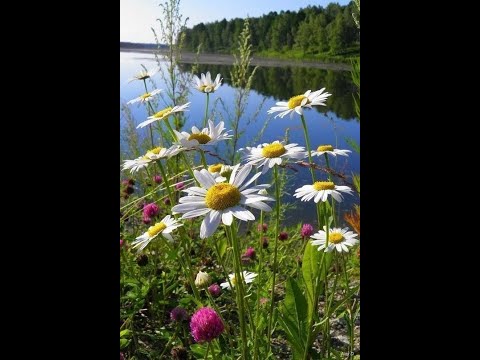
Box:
120 51 359 228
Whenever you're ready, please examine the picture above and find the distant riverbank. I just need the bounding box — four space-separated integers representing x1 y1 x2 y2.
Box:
120 48 352 71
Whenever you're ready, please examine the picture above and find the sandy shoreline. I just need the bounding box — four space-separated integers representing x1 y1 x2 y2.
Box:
120 48 351 71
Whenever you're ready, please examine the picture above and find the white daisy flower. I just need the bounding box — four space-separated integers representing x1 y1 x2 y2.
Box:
128 67 159 83
171 164 273 239
220 271 257 290
310 227 359 253
122 157 151 173
294 181 353 203
137 103 190 129
208 164 234 183
311 144 351 157
241 141 306 174
127 89 162 105
122 145 183 173
193 72 222 93
267 88 332 119
144 145 183 160
131 215 183 252
173 119 232 149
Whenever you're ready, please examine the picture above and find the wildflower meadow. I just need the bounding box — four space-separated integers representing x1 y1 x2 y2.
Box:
120 1 360 359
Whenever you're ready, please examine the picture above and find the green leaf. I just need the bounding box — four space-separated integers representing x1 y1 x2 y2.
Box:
302 242 321 315
120 329 131 338
217 236 227 258
189 343 207 357
120 338 130 349
278 278 308 359
345 137 360 154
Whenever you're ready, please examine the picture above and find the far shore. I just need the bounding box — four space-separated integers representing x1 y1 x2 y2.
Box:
120 48 352 71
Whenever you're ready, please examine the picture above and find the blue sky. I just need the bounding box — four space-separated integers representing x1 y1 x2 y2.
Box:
121 0 350 43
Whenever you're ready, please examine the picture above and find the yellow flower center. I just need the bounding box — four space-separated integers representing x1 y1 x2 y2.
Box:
140 92 151 100
317 145 334 152
205 183 241 210
199 85 214 93
188 133 212 144
230 275 237 286
147 222 167 237
329 232 344 244
147 147 164 155
153 107 173 119
262 143 286 158
313 181 335 191
208 164 223 173
288 95 310 109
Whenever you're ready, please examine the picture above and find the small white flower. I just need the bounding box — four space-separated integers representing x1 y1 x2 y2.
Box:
208 164 234 183
195 271 211 288
311 144 351 157
267 88 332 119
127 89 162 105
122 157 151 173
137 103 190 129
294 181 353 203
122 145 183 173
310 227 358 253
240 141 306 174
144 145 183 160
193 72 222 93
173 119 232 149
131 215 183 252
128 67 159 83
220 271 257 290
171 164 273 239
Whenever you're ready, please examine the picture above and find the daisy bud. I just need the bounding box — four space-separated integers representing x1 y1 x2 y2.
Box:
195 271 211 289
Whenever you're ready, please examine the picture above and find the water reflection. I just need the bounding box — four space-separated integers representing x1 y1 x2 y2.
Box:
178 63 358 121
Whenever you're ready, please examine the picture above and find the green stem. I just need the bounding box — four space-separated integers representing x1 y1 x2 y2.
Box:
163 117 178 143
323 154 337 228
341 253 354 358
303 202 331 360
142 79 155 149
227 223 248 360
300 114 316 183
210 340 219 360
203 92 210 128
267 165 281 350
158 326 178 359
157 160 174 206
302 251 327 360
164 236 202 306
164 119 199 186
204 341 210 360
253 210 264 360
300 114 322 229
214 241 234 291
200 150 208 169
322 201 331 358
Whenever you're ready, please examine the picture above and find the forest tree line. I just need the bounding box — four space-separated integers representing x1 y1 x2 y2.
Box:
180 2 359 56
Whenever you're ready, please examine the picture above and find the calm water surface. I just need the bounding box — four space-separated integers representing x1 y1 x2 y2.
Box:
120 51 359 227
